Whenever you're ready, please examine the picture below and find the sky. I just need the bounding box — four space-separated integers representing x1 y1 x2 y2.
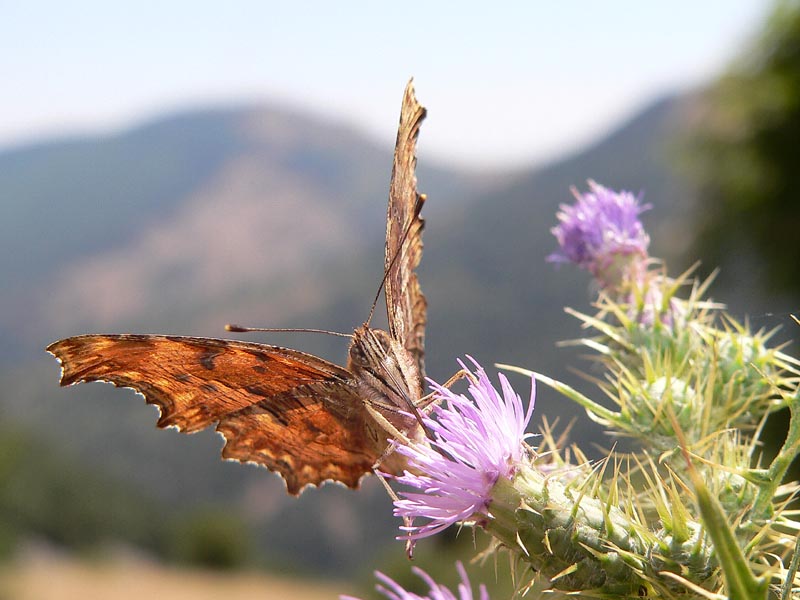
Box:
3 1 772 169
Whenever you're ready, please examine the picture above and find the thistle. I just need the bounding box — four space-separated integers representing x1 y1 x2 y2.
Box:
548 180 651 290
362 182 800 599
392 358 535 543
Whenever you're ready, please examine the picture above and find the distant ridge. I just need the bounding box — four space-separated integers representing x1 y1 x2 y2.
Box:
3 91 696 574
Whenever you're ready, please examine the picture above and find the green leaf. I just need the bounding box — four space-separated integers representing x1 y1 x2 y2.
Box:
689 459 769 599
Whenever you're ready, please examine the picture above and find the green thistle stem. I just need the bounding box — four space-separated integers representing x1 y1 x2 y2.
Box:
753 389 800 521
782 536 800 600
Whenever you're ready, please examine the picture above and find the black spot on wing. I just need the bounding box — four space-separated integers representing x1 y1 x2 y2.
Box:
244 385 274 399
199 348 222 370
251 351 275 364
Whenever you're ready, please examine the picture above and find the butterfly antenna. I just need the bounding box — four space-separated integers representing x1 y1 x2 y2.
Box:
225 324 351 338
365 193 426 326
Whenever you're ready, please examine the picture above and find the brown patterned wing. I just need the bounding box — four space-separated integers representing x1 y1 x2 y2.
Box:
384 79 427 383
46 334 382 495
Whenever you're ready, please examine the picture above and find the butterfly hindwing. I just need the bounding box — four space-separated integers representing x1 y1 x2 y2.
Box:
216 383 379 495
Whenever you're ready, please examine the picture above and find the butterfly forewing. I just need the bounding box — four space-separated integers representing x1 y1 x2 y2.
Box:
384 80 427 385
47 334 381 494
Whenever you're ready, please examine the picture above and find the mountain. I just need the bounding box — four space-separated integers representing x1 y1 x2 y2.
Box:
0 92 701 575
0 100 490 573
0 105 487 362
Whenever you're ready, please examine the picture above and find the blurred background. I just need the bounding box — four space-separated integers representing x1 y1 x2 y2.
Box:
2 1 799 598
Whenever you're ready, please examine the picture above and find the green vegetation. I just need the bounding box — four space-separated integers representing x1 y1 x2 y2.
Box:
0 421 256 569
687 0 800 296
0 422 164 554
166 507 254 570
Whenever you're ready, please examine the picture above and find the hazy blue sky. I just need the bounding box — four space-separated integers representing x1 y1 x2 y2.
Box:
4 1 771 168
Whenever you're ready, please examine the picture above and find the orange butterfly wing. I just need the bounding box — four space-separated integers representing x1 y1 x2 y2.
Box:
384 79 427 385
47 334 381 495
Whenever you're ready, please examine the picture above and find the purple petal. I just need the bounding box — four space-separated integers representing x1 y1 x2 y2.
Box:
340 562 488 600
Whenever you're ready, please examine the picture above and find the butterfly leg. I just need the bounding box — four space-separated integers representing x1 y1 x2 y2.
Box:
364 399 434 469
415 368 478 411
372 466 416 558
365 402 425 551
363 401 415 446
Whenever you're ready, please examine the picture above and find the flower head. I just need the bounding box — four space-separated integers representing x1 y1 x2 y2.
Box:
549 181 651 287
392 358 535 540
340 562 489 600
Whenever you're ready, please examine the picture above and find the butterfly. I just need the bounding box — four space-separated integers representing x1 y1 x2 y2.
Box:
47 80 428 496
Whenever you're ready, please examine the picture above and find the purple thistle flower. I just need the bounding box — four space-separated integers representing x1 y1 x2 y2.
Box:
392 358 535 541
548 181 651 287
340 561 489 600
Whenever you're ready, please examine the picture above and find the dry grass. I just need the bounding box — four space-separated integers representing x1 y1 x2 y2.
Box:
0 549 352 600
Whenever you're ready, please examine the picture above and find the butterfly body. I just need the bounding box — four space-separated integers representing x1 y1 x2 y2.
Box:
47 81 428 495
348 325 422 416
